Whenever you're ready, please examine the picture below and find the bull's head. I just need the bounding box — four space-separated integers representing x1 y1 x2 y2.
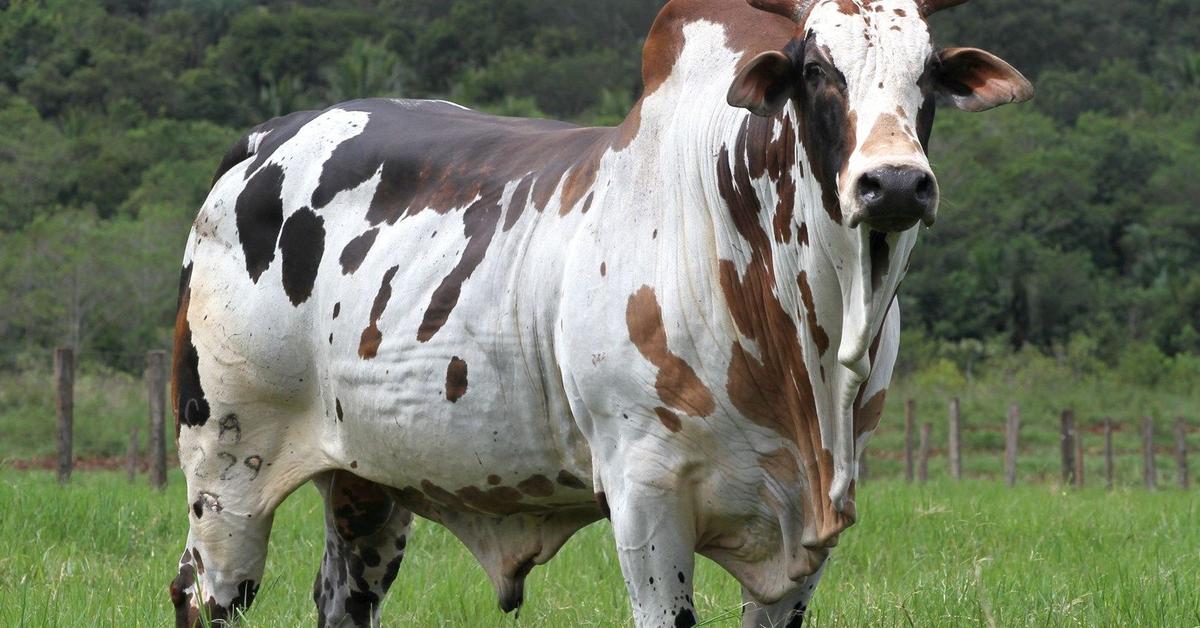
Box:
729 0 1032 232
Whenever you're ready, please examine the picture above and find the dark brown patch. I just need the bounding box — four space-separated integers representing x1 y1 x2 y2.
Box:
869 230 890 292
503 175 534 232
487 474 502 486
556 470 587 490
835 0 860 15
332 302 341 319
625 286 716 417
331 471 394 540
854 389 888 437
717 124 853 546
278 207 325 306
339 228 379 275
796 39 855 225
796 271 831 356
516 474 555 498
654 406 683 432
600 262 607 277
234 163 286 283
416 480 540 517
335 398 344 421
797 222 810 245
359 266 399 359
417 191 501 342
445 356 468 402
172 264 209 438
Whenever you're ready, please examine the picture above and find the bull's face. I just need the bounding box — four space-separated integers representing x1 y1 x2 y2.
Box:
729 0 1032 233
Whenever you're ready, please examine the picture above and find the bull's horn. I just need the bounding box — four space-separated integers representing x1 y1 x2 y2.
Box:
918 0 970 17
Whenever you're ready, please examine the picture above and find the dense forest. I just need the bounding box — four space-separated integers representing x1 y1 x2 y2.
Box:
0 0 1197 386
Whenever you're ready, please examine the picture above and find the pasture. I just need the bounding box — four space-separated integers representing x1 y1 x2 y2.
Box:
1 470 1196 627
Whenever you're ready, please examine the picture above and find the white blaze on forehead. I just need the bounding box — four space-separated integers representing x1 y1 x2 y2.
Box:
808 0 932 106
809 0 932 166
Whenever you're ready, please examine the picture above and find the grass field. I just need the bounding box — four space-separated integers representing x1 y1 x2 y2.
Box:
2 470 1197 627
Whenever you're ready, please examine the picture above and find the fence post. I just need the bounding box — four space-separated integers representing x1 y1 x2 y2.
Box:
948 397 962 480
1004 404 1020 487
918 422 932 484
1143 416 1157 490
1061 409 1076 487
905 399 916 483
1104 418 1115 490
1176 417 1188 490
55 347 75 484
147 350 168 490
126 426 140 483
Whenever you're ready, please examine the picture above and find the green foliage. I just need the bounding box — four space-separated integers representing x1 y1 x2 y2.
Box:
0 0 1196 375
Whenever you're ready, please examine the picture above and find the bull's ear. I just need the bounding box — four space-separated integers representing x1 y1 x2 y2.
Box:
933 47 1034 112
728 51 795 117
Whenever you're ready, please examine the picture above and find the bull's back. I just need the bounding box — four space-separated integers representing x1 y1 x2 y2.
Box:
179 98 612 493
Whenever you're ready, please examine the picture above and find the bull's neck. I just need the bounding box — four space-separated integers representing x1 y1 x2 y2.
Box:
631 91 873 519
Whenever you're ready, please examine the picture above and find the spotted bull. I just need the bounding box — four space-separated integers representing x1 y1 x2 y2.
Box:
169 0 1031 625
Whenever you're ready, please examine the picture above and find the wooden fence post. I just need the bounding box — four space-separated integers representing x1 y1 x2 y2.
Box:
147 350 168 490
1104 418 1114 490
55 347 75 484
1061 409 1076 487
905 399 916 483
1175 417 1188 490
126 426 140 483
918 422 932 483
1143 416 1157 490
1004 404 1020 487
948 398 962 480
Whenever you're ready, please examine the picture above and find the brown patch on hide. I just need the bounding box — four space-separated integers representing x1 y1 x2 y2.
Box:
853 389 888 436
358 266 399 359
556 470 588 490
445 356 468 402
716 129 854 549
331 471 394 541
796 271 831 357
626 286 716 417
641 0 797 98
654 406 683 432
517 474 555 498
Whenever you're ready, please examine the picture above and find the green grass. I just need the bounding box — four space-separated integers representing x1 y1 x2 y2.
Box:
1 470 1196 626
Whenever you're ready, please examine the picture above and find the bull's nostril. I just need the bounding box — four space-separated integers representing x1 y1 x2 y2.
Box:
914 173 933 202
858 174 883 203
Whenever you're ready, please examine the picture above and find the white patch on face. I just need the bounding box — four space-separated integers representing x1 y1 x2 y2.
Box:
807 0 934 201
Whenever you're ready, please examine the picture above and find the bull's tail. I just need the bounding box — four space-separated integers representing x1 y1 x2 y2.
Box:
171 227 206 442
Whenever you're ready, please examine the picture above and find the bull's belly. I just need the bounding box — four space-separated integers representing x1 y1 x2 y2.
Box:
318 342 596 509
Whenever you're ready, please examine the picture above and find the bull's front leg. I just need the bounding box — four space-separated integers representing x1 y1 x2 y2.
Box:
605 467 699 628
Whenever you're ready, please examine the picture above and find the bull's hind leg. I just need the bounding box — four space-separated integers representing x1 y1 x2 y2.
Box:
312 470 413 628
169 410 297 627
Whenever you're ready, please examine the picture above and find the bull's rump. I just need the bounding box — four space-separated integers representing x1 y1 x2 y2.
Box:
184 99 608 507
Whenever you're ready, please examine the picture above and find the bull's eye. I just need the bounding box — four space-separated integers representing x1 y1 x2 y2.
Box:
804 63 826 84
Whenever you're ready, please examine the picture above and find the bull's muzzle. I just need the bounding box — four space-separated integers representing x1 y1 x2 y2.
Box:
848 165 938 232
